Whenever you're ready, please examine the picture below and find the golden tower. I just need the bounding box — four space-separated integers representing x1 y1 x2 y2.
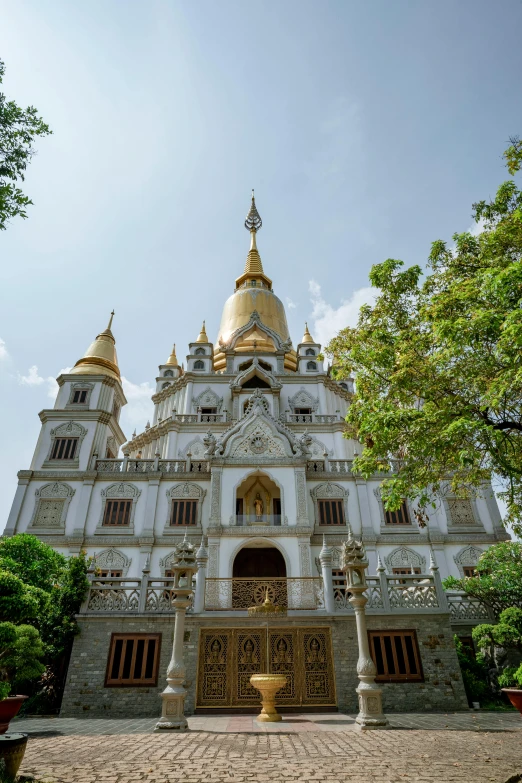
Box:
213 193 297 371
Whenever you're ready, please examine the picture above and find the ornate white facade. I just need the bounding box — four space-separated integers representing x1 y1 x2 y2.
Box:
5 198 508 585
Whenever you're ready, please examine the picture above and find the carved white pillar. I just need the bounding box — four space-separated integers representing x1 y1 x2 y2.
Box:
209 467 222 525
342 534 389 730
319 536 335 614
193 537 208 614
294 467 308 525
156 537 197 732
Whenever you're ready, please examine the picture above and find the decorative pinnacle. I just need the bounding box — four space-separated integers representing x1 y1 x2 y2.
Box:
244 190 262 233
108 310 115 330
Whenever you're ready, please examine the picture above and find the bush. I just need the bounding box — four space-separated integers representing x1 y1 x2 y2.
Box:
453 636 491 703
498 664 522 689
0 622 45 698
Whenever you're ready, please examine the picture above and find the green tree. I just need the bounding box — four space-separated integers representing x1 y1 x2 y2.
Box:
442 542 522 612
0 58 52 230
327 142 522 534
0 535 89 694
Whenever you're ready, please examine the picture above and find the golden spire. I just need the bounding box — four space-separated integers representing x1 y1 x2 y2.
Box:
165 343 179 366
302 322 314 344
70 311 120 379
235 191 272 290
196 321 208 343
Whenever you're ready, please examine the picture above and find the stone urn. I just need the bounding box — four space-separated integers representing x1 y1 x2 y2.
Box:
502 688 522 715
250 674 287 722
0 732 28 779
0 696 28 734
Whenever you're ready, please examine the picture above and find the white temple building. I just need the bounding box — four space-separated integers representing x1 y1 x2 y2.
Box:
5 195 508 715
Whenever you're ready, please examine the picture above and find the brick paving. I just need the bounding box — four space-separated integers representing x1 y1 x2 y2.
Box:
14 713 522 783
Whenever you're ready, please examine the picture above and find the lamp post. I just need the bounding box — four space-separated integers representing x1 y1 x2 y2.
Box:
155 534 197 732
341 532 389 730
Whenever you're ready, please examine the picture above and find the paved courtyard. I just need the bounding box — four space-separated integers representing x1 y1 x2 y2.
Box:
13 712 522 783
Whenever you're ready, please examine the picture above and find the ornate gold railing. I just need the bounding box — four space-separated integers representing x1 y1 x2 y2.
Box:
204 578 324 611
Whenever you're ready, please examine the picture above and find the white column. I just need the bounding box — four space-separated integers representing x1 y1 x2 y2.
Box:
4 472 31 535
319 536 335 614
193 538 208 614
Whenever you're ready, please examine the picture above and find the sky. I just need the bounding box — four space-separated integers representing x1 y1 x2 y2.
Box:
1 0 522 531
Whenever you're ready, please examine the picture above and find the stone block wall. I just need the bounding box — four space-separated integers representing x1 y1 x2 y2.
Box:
60 613 468 717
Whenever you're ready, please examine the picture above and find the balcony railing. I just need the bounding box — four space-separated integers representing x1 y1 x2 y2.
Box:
83 577 195 614
234 514 282 526
175 412 228 424
306 459 353 474
95 458 210 474
204 578 324 611
446 591 495 622
333 572 444 613
79 572 493 624
285 413 340 424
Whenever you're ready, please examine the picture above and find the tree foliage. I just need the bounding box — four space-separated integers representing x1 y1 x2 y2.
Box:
442 542 522 612
0 535 89 659
0 58 51 230
0 622 45 697
327 142 522 534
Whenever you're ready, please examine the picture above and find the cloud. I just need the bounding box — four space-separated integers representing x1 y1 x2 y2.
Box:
308 279 377 347
18 365 45 386
121 377 154 431
286 297 297 310
18 365 72 400
0 338 8 361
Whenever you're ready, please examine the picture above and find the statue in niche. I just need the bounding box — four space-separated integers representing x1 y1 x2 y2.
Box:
253 493 264 519
242 638 255 664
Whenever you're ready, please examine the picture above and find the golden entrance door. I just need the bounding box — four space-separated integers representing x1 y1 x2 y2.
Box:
196 627 337 709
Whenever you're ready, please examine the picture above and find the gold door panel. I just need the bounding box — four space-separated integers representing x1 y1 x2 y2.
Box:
196 627 336 709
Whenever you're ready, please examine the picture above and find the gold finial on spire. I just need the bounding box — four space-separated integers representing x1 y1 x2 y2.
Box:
244 190 262 233
302 322 314 344
70 314 120 379
165 343 178 366
196 321 208 343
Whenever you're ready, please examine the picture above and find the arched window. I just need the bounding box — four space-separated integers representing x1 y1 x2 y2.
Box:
162 382 171 390
339 382 348 390
306 361 317 371
194 348 205 355
194 360 205 370
164 369 174 377
305 348 315 356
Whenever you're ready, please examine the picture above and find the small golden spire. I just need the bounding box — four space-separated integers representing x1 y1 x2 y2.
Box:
302 322 314 344
196 321 208 343
70 313 120 379
165 343 178 366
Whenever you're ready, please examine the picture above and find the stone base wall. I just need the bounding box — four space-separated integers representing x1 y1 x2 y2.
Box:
60 613 468 717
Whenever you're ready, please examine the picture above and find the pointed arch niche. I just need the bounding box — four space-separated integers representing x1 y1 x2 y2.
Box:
233 470 285 526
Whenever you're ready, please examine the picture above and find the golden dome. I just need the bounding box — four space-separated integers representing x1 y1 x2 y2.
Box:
196 321 208 343
165 344 179 366
70 311 120 380
301 323 314 344
214 193 296 371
